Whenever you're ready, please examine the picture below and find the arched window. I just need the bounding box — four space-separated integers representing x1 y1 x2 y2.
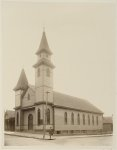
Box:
96 116 98 125
46 68 50 77
71 112 74 125
64 112 67 124
77 113 80 125
47 108 50 125
88 115 90 125
38 109 41 125
16 112 19 126
28 94 30 100
92 115 94 125
37 68 40 77
83 114 85 125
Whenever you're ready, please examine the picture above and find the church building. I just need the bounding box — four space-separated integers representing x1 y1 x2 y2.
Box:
14 31 103 134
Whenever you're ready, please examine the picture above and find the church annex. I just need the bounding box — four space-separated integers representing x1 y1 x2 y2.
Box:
14 31 103 134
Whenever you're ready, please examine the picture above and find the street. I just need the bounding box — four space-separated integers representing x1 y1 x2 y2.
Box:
4 134 114 147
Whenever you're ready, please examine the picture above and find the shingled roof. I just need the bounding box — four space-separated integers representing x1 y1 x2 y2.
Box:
36 31 52 55
13 69 28 91
53 91 103 114
15 81 103 114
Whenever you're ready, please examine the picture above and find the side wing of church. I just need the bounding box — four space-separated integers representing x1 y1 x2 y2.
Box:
13 31 103 134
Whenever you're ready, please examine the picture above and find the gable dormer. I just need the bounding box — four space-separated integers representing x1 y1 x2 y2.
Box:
21 85 35 107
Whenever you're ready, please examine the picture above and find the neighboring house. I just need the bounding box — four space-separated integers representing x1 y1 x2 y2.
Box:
103 116 113 133
4 110 15 131
13 31 103 134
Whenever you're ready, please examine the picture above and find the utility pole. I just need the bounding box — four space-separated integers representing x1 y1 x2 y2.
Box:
43 91 50 140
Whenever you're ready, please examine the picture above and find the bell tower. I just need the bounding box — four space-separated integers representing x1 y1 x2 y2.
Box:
33 31 55 103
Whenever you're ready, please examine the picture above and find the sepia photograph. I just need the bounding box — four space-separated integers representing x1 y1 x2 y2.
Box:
1 0 116 149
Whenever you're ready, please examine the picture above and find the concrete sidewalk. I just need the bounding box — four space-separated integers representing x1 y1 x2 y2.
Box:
5 131 45 140
4 131 113 140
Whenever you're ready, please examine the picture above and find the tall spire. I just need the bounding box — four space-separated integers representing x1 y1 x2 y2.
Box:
13 69 28 91
36 31 52 55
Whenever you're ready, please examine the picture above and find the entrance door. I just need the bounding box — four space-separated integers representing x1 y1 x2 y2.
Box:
28 114 33 130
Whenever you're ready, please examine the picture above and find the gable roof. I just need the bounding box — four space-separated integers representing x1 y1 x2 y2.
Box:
21 84 35 98
13 69 28 91
53 91 103 114
18 83 103 114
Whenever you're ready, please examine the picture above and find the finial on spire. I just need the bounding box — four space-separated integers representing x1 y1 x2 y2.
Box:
35 28 53 55
43 26 45 32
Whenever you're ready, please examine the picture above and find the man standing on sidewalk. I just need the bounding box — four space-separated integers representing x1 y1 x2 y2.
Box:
49 127 53 140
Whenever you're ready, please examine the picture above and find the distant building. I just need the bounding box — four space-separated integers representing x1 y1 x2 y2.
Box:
4 110 15 131
13 31 103 134
103 116 113 133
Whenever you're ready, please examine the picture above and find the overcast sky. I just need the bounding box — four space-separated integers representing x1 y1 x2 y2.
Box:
2 2 116 116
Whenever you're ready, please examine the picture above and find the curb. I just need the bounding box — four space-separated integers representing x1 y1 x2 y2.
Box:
5 133 56 140
5 133 43 140
5 133 113 140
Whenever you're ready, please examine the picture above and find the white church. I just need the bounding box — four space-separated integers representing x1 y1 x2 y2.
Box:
14 31 103 134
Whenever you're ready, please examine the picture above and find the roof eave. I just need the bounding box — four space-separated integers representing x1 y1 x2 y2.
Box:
36 49 53 55
53 104 103 114
33 61 55 69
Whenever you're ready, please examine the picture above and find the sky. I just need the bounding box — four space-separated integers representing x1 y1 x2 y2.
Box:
1 2 116 116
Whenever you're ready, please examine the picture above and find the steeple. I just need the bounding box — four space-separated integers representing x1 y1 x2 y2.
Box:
33 30 54 103
13 69 28 91
36 31 52 55
33 31 55 69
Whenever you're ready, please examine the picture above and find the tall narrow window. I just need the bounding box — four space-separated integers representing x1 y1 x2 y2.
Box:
47 108 50 125
17 112 19 126
37 68 40 77
77 113 80 125
83 114 85 125
38 109 41 125
64 112 67 124
28 94 30 100
88 115 90 125
92 115 94 125
71 112 74 125
96 116 98 125
46 68 50 77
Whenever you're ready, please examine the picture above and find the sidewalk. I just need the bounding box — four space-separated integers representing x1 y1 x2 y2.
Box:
4 131 113 140
5 131 45 140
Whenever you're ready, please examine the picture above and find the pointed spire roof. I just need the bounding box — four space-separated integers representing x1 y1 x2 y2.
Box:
36 31 52 55
13 69 28 91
